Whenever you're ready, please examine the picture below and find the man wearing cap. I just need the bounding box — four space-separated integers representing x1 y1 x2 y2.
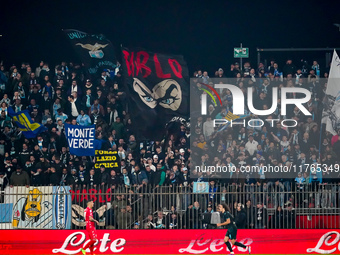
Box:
85 79 95 95
153 154 159 166
217 68 225 78
181 167 189 187
10 167 30 187
232 63 240 76
45 117 54 130
179 148 187 162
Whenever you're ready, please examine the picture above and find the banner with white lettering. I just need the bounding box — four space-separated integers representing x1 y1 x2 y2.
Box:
52 186 72 230
65 124 95 156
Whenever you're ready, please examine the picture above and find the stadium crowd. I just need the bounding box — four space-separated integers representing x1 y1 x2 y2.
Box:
191 59 340 208
0 58 339 229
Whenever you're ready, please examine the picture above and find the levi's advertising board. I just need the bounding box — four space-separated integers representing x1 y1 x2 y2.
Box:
0 229 339 254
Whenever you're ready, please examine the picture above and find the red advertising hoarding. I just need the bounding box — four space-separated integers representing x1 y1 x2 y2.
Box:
0 229 339 254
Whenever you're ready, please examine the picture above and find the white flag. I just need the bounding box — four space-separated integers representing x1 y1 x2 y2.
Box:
321 50 340 135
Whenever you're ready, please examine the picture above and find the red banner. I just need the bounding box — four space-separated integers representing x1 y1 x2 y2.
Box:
0 229 340 254
296 216 340 229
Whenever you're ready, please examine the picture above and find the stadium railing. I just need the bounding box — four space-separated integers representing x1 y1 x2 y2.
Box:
0 183 339 230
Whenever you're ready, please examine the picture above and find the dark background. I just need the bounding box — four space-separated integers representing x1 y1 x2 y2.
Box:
1 0 340 74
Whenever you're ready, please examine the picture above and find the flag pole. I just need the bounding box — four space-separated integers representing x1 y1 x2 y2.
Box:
318 49 335 161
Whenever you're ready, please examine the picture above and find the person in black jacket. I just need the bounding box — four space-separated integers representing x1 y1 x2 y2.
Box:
49 166 60 185
235 203 247 229
75 165 86 187
61 168 74 187
184 201 202 229
273 206 284 229
99 166 110 187
109 170 121 188
254 201 267 229
69 169 79 187
245 200 254 229
284 202 296 229
86 169 100 188
144 164 154 185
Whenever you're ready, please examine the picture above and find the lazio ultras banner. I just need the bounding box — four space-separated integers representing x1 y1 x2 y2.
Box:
63 29 117 75
65 124 95 156
8 107 47 138
94 150 119 171
122 48 189 139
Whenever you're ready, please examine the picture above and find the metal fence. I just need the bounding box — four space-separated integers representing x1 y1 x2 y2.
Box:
1 183 339 230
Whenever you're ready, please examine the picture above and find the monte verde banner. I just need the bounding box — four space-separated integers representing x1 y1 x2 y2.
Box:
65 124 95 156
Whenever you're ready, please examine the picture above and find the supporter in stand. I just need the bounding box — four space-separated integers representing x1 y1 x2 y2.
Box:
10 167 30 187
0 56 338 231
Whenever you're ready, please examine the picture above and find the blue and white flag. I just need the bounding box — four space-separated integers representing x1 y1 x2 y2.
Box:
193 182 209 193
52 186 72 229
65 124 95 156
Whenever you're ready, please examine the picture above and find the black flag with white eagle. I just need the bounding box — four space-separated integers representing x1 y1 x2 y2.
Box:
63 29 117 76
